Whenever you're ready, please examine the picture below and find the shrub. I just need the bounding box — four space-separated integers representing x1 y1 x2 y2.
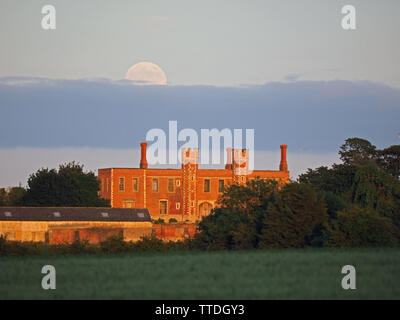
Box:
259 183 328 248
153 218 165 224
168 218 178 223
195 179 279 250
325 205 398 247
100 236 131 253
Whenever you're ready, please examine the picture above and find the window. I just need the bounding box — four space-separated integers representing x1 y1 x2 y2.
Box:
160 200 168 215
218 180 225 193
119 177 125 192
152 178 159 192
176 180 181 187
204 179 210 192
176 202 181 209
123 199 135 208
168 179 174 192
132 178 138 192
191 201 195 207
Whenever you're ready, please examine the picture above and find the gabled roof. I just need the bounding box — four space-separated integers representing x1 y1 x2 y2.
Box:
0 207 151 222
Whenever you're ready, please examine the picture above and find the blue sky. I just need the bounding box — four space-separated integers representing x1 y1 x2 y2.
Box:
1 0 400 86
0 1 399 187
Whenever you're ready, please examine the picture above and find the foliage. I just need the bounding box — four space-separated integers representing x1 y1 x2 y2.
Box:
22 162 109 207
196 137 400 249
0 189 5 206
351 163 400 211
259 183 328 248
298 164 357 196
325 205 398 247
0 235 99 256
0 234 198 256
0 187 27 206
339 137 377 166
168 218 178 223
196 179 278 250
153 218 165 224
377 145 400 180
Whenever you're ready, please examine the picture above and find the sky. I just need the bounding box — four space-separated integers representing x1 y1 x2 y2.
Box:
0 1 399 187
1 0 400 87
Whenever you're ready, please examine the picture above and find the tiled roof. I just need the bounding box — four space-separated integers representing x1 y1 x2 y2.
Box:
0 207 151 222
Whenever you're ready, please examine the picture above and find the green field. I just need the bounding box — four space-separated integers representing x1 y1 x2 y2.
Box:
1 248 399 299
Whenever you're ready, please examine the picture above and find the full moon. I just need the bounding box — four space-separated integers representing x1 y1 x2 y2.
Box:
125 62 167 85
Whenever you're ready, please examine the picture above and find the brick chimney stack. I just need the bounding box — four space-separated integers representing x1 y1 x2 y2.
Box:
279 145 288 171
140 142 148 169
225 147 233 169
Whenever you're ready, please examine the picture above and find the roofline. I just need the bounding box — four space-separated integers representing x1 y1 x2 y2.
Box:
98 168 287 173
0 206 116 209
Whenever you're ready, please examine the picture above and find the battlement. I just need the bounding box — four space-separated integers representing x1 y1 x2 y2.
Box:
181 148 199 165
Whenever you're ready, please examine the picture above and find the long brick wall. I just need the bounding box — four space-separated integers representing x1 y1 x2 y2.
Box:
0 221 152 244
152 223 197 241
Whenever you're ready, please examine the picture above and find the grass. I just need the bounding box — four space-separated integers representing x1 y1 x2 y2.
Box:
0 248 399 299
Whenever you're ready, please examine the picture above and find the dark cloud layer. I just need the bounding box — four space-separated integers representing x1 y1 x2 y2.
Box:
0 77 399 152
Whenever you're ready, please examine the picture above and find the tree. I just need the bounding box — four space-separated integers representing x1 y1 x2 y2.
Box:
339 137 377 166
325 205 397 247
7 187 26 206
351 163 398 210
259 183 328 248
298 163 356 196
195 179 279 250
377 145 400 180
22 162 109 207
0 189 6 206
197 137 400 249
350 163 400 239
0 187 26 206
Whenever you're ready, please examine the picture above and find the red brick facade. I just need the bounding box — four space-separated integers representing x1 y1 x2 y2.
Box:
98 143 290 222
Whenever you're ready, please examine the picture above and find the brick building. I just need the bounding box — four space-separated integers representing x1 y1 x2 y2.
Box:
98 143 289 222
0 207 152 244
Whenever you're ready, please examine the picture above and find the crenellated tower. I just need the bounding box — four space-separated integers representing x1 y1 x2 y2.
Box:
232 148 249 185
181 148 198 217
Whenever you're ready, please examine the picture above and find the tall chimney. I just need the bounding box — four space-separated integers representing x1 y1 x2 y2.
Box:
225 147 233 169
279 144 288 171
140 142 148 169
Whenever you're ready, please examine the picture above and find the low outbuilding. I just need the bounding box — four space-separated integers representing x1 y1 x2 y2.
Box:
0 207 152 244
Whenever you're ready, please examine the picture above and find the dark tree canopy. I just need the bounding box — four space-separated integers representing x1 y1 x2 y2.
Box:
259 183 328 248
195 137 400 249
378 145 400 180
195 179 328 250
196 179 279 250
0 187 26 206
325 205 397 247
339 137 377 166
22 162 109 207
298 164 357 195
